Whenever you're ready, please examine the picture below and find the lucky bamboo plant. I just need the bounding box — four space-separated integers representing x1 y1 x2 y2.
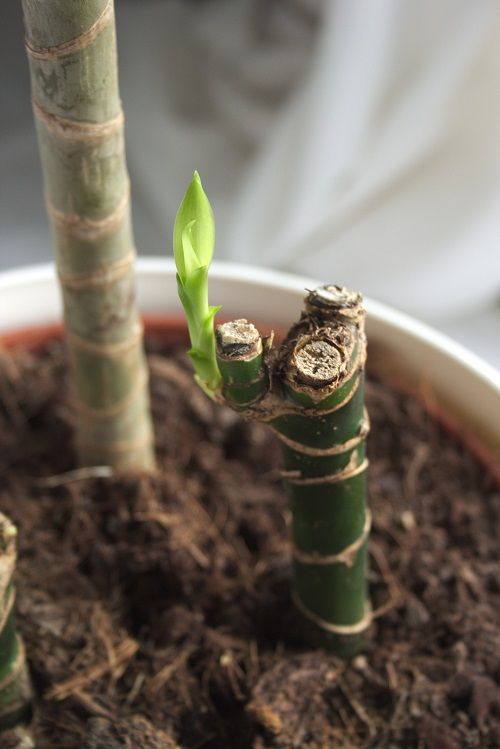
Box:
174 174 371 657
21 0 154 471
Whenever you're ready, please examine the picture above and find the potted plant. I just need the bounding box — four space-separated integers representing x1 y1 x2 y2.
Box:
1 259 500 746
0 1 498 746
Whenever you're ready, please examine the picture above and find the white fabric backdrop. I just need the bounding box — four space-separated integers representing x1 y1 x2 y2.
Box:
1 0 499 364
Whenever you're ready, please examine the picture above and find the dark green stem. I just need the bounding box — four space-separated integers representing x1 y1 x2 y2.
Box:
216 288 370 657
277 288 370 655
0 516 32 732
21 0 155 470
216 320 269 408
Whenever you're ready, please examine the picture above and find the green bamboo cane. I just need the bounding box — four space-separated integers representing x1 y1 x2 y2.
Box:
0 515 32 732
174 175 371 656
21 0 155 470
216 320 269 408
270 288 370 657
214 292 370 656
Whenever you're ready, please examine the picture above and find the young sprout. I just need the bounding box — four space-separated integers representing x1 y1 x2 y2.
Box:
173 172 222 395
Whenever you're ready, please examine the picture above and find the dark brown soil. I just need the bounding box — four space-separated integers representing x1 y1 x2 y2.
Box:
0 337 499 749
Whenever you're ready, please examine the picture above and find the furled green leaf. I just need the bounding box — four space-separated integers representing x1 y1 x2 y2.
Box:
173 173 221 393
174 171 215 283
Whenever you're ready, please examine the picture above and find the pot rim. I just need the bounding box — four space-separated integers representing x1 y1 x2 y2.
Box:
1 258 499 471
1 257 498 388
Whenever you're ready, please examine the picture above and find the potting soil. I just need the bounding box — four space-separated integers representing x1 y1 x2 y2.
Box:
0 340 498 748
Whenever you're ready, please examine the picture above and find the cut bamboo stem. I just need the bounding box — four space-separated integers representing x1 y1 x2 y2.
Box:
216 286 371 657
277 288 369 656
21 0 155 470
216 320 268 408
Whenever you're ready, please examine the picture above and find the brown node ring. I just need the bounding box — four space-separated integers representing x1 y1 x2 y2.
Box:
305 285 364 322
24 0 114 61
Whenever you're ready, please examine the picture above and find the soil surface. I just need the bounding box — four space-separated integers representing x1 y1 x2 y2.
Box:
0 338 499 749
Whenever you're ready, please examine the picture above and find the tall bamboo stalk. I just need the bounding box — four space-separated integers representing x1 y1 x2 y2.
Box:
21 0 155 470
0 515 32 732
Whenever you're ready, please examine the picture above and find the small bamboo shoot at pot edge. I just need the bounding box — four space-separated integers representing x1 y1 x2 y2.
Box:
0 515 32 732
173 171 221 395
21 0 154 470
174 174 371 656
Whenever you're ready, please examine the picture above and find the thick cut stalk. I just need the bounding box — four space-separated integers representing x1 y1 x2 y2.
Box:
0 516 32 732
278 379 368 657
278 288 369 656
216 287 370 657
22 0 154 469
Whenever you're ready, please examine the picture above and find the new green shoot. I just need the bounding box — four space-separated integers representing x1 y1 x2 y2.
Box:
174 172 222 394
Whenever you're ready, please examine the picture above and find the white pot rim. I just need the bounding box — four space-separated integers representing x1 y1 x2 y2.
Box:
1 257 499 389
1 258 499 465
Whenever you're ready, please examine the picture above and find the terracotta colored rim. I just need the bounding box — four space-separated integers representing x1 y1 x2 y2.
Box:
0 315 274 352
1 316 499 488
377 372 500 488
0 318 191 352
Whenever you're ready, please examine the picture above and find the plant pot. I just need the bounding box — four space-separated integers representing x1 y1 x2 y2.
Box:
0 259 499 748
1 258 500 474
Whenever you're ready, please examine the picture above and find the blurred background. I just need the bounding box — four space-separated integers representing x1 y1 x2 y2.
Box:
1 0 500 366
